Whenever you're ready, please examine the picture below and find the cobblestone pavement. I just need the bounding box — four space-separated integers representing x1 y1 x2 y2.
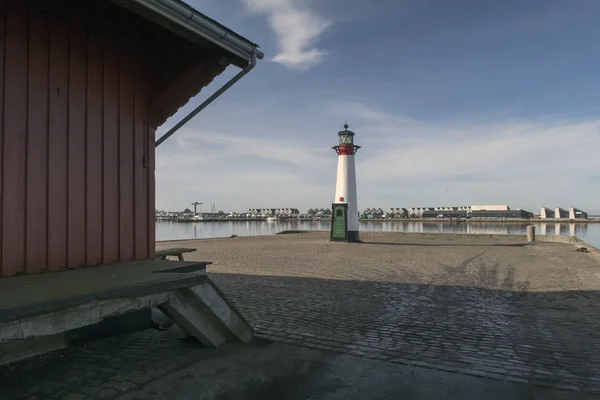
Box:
182 232 600 395
0 330 209 400
2 232 600 399
212 273 600 395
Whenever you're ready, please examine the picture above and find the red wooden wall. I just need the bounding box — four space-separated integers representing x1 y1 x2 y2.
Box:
0 0 161 277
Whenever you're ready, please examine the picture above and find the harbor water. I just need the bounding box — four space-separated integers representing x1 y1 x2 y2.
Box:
157 220 600 248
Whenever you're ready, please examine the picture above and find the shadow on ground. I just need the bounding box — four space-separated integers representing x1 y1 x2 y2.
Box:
1 271 600 400
361 241 531 247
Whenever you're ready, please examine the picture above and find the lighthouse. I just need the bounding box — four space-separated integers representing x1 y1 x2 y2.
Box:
331 123 361 242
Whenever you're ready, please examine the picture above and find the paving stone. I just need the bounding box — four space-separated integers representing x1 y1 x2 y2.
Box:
61 393 90 400
97 388 120 399
4 236 600 397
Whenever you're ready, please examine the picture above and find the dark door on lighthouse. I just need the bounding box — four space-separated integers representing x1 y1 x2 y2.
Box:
330 203 349 241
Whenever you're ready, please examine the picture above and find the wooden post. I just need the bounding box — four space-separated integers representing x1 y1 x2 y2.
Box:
527 225 536 243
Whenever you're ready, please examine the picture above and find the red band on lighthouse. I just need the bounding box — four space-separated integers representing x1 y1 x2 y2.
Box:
335 145 354 155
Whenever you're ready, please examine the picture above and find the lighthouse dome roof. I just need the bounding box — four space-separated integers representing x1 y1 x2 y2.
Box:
338 123 355 136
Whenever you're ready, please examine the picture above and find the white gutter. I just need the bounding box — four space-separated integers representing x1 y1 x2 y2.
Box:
112 0 264 63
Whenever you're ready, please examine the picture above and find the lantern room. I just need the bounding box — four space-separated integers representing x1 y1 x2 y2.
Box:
333 123 361 155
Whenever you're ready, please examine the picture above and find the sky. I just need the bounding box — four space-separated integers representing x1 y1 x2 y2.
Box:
155 0 600 214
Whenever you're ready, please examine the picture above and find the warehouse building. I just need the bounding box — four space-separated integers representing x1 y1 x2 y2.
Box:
471 205 510 212
555 207 569 219
422 210 468 218
470 209 534 219
540 207 555 219
569 207 588 219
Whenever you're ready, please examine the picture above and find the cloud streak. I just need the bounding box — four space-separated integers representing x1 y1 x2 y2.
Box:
242 0 330 69
155 102 600 213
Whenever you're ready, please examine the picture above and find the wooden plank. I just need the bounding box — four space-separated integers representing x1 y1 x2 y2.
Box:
2 1 29 276
118 25 135 262
85 7 104 267
102 6 120 264
47 2 69 271
67 3 87 268
25 2 50 273
0 0 6 276
148 125 156 259
134 56 149 259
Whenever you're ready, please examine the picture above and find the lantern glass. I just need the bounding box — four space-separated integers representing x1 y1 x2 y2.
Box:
338 132 354 145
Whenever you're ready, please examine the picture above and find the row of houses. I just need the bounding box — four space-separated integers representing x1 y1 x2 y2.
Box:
365 205 506 218
362 205 534 219
363 204 590 219
246 208 300 217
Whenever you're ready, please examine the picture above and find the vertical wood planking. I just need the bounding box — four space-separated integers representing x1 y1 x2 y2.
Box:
67 2 87 268
47 2 69 271
25 2 50 273
0 0 6 276
102 5 120 263
85 6 104 266
134 58 149 259
2 1 29 276
118 22 135 261
0 0 171 274
148 125 156 259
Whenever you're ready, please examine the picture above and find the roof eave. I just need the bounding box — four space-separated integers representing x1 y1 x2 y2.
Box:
110 0 264 67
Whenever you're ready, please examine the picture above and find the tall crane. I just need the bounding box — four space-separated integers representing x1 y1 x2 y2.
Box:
191 201 203 216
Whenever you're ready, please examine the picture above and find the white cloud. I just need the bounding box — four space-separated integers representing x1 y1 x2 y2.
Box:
155 103 600 214
327 103 600 211
156 128 334 212
242 0 330 69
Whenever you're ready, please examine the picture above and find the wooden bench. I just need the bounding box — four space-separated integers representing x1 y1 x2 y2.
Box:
156 247 197 261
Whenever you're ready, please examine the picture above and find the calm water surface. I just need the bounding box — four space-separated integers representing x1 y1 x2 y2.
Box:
157 220 600 248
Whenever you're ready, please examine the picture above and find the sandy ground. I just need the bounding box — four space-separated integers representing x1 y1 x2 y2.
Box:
157 231 600 292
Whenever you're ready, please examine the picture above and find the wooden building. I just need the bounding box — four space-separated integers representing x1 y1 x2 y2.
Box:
0 0 262 277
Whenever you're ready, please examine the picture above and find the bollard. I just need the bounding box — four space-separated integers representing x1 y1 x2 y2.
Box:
527 225 535 243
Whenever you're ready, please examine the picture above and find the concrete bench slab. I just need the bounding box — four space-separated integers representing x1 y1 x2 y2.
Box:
0 260 252 366
156 247 197 261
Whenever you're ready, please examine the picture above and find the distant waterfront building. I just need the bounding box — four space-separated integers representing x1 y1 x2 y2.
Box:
362 208 384 218
471 205 510 212
246 208 299 216
569 207 588 219
540 207 555 219
406 206 471 218
386 208 409 218
554 207 569 219
408 207 433 218
422 210 468 218
470 209 533 219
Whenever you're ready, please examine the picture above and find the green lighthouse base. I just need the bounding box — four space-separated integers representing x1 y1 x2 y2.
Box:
330 203 360 242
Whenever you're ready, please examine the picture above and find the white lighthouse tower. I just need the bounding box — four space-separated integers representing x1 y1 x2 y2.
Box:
331 123 361 242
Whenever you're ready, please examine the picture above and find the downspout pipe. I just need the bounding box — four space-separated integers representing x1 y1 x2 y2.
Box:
155 50 258 148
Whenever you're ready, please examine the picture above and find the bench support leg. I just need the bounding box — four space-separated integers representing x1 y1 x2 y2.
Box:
158 289 228 347
158 280 253 347
177 254 184 261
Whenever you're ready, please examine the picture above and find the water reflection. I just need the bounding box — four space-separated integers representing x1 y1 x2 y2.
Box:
156 220 599 248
